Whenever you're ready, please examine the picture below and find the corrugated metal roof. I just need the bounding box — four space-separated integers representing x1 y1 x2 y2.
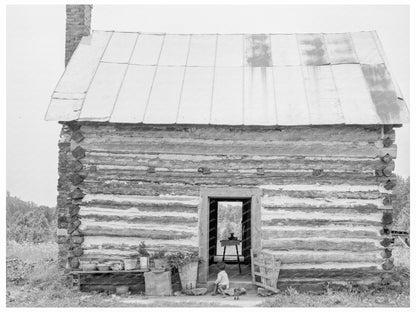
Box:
45 30 409 125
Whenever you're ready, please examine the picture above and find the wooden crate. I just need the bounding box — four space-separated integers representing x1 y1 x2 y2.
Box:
144 271 172 296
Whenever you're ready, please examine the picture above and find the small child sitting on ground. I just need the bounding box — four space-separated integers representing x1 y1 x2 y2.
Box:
212 262 229 297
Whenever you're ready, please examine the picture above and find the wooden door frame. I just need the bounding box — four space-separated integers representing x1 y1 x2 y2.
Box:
198 187 262 284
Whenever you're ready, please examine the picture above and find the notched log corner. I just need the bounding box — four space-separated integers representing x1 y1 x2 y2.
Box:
72 146 86 160
382 212 393 225
381 154 393 163
384 180 396 190
382 258 394 271
71 130 85 143
380 238 393 247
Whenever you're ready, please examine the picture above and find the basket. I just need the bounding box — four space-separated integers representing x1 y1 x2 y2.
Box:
178 261 198 290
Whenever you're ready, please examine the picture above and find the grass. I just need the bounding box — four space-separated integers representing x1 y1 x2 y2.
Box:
261 286 409 307
6 242 411 307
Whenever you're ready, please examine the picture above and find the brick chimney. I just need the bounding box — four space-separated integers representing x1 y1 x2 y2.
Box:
65 5 92 66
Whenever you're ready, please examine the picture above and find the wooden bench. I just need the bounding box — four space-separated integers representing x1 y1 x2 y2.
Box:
69 269 149 293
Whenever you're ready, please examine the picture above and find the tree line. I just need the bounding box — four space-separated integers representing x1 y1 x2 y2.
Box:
6 191 56 243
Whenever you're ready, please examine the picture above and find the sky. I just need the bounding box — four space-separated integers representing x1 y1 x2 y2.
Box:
6 4 410 207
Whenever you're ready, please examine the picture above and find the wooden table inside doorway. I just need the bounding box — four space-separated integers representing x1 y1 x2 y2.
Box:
220 239 242 273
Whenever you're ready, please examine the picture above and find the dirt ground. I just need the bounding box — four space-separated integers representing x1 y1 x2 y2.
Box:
6 242 411 307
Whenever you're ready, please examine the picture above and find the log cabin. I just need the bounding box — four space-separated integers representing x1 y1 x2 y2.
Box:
46 5 409 290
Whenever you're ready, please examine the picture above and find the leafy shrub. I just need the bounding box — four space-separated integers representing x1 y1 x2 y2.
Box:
6 192 56 243
6 257 35 285
392 176 410 231
167 251 200 269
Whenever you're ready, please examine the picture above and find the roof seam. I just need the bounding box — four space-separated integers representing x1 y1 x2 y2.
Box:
208 34 219 124
295 33 312 125
174 34 193 123
241 35 245 125
77 31 115 120
269 35 279 125
142 34 166 123
108 33 140 122
322 34 346 124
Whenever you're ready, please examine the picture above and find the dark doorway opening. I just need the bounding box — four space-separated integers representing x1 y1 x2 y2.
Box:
208 197 252 281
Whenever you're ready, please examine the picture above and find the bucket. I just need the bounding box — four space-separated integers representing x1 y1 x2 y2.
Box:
139 257 149 270
178 261 198 290
124 258 137 270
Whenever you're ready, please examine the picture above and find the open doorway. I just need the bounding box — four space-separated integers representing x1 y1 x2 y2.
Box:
208 198 252 281
198 188 261 284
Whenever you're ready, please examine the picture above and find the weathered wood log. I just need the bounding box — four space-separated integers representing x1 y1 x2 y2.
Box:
384 180 396 190
381 249 392 259
66 121 81 131
262 196 384 210
69 205 80 217
263 189 384 200
71 130 84 143
375 169 384 177
381 153 393 163
80 124 381 142
382 212 393 225
58 216 69 229
80 202 197 213
83 170 390 186
79 225 197 240
257 168 265 175
72 146 86 160
382 259 394 270
69 173 85 185
262 227 381 239
382 167 393 177
70 188 85 200
81 139 396 158
312 169 324 177
72 247 83 257
380 238 392 247
262 209 382 224
56 235 69 244
71 235 84 244
278 268 381 279
262 218 381 227
379 226 391 235
80 214 198 225
266 250 382 264
382 196 393 206
383 137 393 147
69 257 80 269
83 151 381 172
69 160 83 172
262 238 382 251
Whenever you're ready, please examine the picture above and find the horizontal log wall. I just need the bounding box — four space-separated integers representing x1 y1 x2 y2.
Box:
57 122 397 283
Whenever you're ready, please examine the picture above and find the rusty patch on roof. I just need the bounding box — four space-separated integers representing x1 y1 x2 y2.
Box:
245 34 272 67
361 64 401 124
298 34 329 65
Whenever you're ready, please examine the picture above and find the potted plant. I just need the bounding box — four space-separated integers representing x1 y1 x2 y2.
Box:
167 251 201 290
152 250 167 270
137 241 150 270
